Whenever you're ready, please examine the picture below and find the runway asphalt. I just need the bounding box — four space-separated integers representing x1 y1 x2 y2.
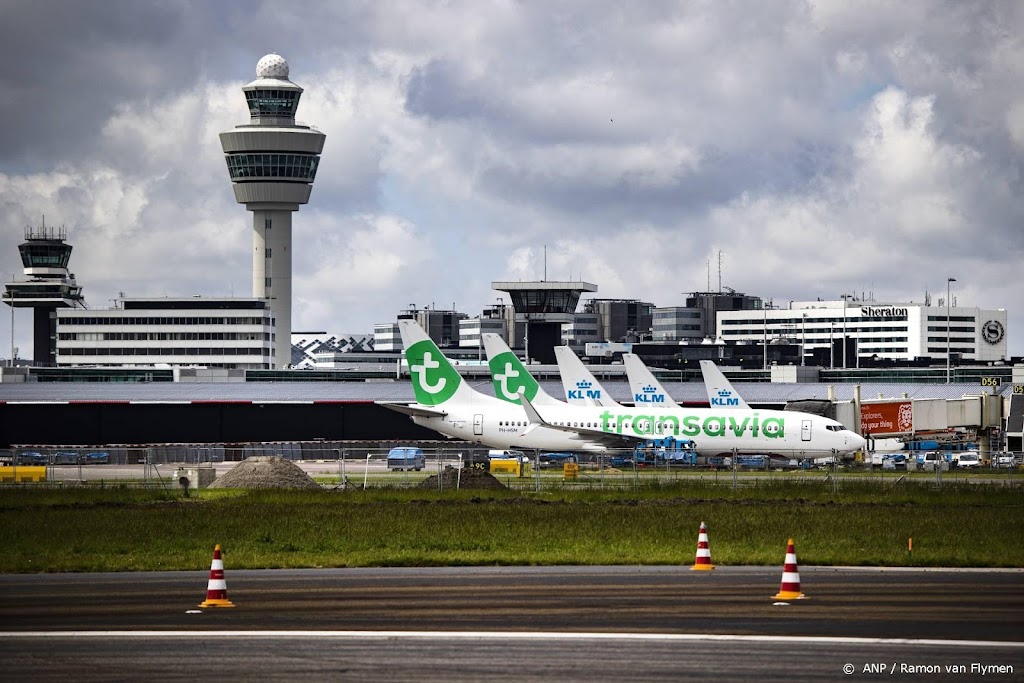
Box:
1 565 1022 681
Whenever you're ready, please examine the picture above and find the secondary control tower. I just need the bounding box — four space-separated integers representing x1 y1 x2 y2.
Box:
220 53 326 368
492 280 597 364
3 220 85 365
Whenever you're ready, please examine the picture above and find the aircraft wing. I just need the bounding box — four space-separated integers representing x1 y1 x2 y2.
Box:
518 394 648 449
376 401 448 419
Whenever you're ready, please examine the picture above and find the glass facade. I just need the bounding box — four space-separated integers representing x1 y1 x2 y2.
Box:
59 332 270 341
652 307 705 340
58 347 268 356
3 284 79 299
19 243 71 268
61 316 269 325
226 153 319 181
245 89 300 116
508 289 580 314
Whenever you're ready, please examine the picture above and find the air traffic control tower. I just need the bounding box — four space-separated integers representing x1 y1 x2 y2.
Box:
220 53 326 368
492 280 597 364
3 221 85 365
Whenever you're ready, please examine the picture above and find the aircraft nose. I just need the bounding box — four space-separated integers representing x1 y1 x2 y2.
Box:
852 433 867 451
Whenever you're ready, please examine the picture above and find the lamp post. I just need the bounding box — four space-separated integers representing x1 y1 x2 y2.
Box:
801 313 807 367
946 277 956 383
829 321 834 368
8 290 13 368
841 294 849 369
763 303 768 370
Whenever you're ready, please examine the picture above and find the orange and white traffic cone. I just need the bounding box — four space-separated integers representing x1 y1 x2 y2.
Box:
199 544 235 608
773 538 806 600
690 521 715 570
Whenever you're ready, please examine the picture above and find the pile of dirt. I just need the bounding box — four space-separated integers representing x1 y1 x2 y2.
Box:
417 466 507 490
208 455 321 489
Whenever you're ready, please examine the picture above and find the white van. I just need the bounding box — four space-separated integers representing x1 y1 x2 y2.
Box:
919 451 949 472
487 450 530 463
953 451 980 468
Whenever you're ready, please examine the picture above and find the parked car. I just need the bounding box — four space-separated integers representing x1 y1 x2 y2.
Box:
539 452 578 468
53 451 80 465
15 451 46 465
85 451 110 465
994 455 1017 468
386 447 425 471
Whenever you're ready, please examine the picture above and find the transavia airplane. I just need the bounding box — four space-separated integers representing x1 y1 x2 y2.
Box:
379 321 866 457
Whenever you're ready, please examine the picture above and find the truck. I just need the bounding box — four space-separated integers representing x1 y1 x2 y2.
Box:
870 452 907 469
633 437 696 467
734 454 768 469
386 447 425 472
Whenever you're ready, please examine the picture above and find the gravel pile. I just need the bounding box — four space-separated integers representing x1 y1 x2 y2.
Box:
417 466 507 490
208 455 322 489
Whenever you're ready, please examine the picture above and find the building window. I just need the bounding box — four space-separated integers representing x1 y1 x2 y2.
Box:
227 153 320 182
265 248 272 258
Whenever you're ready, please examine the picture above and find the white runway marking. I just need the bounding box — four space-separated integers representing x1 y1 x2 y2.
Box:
3 631 1022 648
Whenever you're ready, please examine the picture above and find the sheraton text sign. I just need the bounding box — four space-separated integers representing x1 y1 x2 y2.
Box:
859 306 908 318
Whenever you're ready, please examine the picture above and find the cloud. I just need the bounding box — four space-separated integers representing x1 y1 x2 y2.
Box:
294 212 436 326
1 0 1022 360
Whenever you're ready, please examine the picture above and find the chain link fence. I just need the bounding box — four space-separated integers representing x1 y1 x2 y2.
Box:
1 443 1021 491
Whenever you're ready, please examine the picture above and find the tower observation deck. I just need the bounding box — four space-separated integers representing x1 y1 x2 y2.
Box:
3 221 86 365
492 280 597 363
220 53 326 368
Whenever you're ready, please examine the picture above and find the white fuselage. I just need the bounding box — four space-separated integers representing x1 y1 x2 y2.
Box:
412 395 865 457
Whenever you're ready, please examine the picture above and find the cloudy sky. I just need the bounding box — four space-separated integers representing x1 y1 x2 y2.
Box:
1 0 1022 359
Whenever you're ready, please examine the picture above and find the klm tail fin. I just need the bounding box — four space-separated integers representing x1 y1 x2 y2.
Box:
554 346 620 407
622 353 679 409
399 320 479 407
481 333 563 406
699 360 750 409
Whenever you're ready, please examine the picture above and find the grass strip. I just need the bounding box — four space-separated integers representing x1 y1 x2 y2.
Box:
1 480 1021 572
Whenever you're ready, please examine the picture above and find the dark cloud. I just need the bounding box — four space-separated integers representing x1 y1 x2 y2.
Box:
0 0 1021 356
0 0 208 166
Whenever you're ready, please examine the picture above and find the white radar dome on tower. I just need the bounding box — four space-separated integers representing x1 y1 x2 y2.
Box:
256 53 289 80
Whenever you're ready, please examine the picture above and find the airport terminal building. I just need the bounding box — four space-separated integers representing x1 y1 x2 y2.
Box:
55 298 275 369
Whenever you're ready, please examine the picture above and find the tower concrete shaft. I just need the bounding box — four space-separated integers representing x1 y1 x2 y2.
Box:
220 53 325 368
252 207 292 359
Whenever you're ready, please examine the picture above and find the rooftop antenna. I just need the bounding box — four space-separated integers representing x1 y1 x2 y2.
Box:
718 250 723 293
543 244 547 281
706 258 711 292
